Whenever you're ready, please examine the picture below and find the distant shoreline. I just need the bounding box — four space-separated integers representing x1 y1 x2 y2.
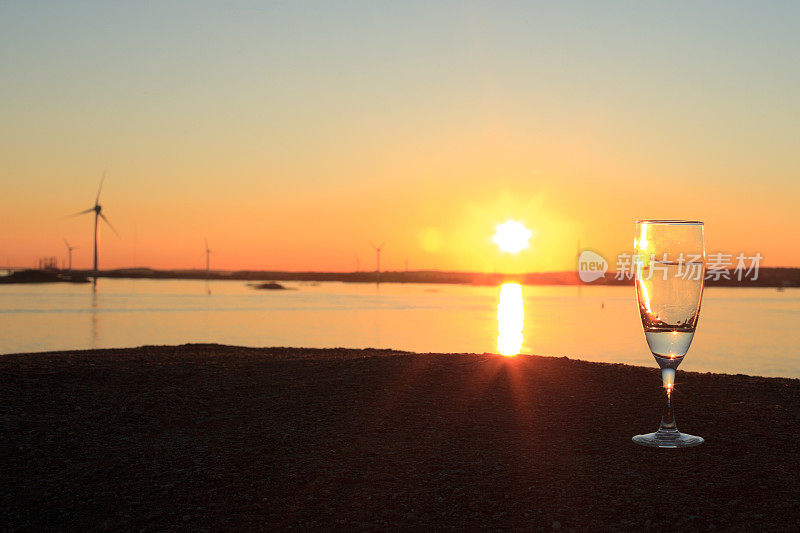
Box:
2 267 797 288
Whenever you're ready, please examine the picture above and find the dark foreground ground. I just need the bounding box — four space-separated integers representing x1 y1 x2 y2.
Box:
1 345 798 531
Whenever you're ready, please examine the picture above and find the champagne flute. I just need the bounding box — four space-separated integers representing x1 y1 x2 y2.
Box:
632 220 705 448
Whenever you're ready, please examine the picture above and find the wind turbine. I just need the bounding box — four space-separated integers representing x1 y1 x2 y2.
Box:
370 242 385 272
63 239 78 272
204 238 213 277
370 242 385 283
67 174 118 283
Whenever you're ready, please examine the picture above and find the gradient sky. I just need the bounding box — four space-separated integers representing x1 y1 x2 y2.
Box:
2 1 798 272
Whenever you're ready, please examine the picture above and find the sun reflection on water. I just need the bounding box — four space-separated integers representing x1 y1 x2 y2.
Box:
497 282 524 356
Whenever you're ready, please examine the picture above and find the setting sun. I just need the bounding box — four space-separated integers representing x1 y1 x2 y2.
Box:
492 220 533 254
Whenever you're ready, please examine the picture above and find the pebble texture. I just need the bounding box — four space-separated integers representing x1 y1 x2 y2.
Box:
1 344 798 531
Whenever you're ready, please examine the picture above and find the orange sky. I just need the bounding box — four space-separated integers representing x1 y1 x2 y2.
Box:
2 3 798 272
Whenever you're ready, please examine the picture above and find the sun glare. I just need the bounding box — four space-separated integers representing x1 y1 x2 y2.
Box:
497 282 525 356
492 220 532 254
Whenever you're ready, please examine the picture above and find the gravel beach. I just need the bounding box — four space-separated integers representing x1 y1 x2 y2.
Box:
2 344 798 531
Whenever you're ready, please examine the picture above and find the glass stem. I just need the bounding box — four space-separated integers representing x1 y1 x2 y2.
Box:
659 372 677 432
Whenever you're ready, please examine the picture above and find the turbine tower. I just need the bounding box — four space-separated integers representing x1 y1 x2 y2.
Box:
68 174 118 283
63 239 78 272
370 242 385 284
370 242 385 273
204 238 213 277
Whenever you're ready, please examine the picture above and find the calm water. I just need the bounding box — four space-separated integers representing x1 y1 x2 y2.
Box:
0 279 798 378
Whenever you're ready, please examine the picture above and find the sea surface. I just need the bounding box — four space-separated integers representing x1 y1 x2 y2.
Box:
0 278 798 378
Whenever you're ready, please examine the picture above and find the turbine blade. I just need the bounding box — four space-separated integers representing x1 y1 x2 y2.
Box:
369 242 377 249
64 238 70 248
379 242 386 249
99 212 119 237
64 208 94 219
96 172 106 204
205 238 209 249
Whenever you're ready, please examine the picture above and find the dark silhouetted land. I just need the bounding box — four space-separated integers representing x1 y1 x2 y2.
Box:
1 345 798 530
7 266 795 287
0 269 89 284
249 282 290 290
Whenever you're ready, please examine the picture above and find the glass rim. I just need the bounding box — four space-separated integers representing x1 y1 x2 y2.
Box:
636 219 704 226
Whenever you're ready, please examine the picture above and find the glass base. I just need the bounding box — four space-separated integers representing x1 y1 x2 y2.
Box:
633 429 704 448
